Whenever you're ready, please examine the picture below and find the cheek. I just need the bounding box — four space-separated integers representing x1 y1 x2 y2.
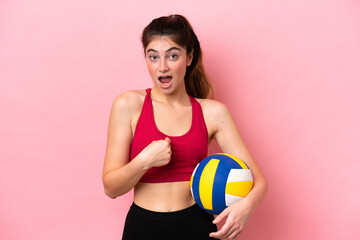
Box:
172 61 187 76
146 62 157 75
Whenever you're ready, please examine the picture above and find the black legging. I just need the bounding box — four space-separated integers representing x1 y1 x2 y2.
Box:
122 203 218 240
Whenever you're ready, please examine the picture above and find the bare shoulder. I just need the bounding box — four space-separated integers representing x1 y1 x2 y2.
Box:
196 98 230 118
195 98 232 138
111 89 146 114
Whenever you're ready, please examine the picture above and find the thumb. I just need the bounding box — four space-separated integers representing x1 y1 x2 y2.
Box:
213 208 229 224
164 137 171 143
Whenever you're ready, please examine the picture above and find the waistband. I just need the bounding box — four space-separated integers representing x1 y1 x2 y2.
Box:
129 202 203 220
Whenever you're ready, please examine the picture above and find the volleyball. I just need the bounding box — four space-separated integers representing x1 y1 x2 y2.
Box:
190 153 253 215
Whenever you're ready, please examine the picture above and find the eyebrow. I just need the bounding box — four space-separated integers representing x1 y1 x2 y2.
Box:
146 47 181 54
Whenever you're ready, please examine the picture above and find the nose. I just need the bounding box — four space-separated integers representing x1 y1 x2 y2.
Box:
159 59 169 72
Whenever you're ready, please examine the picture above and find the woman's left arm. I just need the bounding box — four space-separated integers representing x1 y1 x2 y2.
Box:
205 101 268 240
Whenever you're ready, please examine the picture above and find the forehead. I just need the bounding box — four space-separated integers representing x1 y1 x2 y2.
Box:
145 36 186 52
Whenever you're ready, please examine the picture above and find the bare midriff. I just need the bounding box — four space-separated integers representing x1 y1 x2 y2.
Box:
134 181 196 212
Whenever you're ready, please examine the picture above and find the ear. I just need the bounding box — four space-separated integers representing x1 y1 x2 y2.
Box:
186 49 194 67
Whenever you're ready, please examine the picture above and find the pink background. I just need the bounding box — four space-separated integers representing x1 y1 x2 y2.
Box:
1 0 360 239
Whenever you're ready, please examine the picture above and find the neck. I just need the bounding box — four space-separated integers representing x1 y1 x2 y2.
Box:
151 85 190 106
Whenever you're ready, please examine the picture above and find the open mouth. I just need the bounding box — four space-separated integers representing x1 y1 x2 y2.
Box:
158 76 173 88
158 76 173 84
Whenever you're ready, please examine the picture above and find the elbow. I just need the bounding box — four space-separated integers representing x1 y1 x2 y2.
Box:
104 188 118 199
254 175 268 195
104 188 130 199
102 174 120 199
103 183 129 199
260 176 269 195
103 179 120 199
102 174 131 199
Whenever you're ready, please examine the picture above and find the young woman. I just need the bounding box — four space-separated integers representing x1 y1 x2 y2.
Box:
102 14 268 240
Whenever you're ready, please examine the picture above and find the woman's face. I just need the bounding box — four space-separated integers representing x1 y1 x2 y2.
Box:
145 36 193 94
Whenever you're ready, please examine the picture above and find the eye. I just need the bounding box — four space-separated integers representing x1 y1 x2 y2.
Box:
169 54 178 60
148 55 158 61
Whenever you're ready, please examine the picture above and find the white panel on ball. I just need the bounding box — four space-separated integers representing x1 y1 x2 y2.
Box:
227 169 253 182
225 194 244 206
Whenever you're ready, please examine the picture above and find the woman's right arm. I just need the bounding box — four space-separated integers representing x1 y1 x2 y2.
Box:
102 91 171 199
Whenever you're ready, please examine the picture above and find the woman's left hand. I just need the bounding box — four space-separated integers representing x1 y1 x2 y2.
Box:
209 199 253 240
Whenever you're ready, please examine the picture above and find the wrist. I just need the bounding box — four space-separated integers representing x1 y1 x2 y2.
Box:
134 152 151 171
241 196 255 213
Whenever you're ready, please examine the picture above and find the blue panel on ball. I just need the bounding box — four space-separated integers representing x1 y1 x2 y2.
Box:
211 155 234 215
207 206 227 215
216 154 243 169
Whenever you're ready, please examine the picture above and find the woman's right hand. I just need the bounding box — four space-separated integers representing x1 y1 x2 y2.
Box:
138 137 172 169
